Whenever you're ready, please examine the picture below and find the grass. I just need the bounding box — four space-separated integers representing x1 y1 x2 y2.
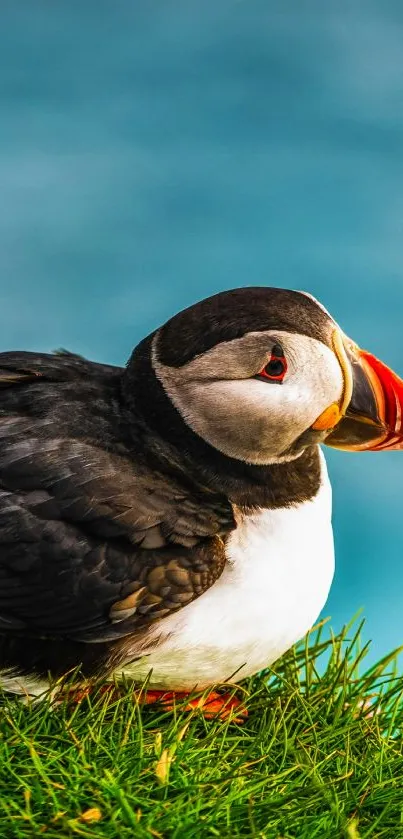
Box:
1 619 403 839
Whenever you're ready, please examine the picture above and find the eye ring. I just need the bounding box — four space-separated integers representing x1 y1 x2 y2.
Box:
255 345 287 384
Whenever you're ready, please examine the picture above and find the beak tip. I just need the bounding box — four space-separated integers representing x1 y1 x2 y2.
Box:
324 343 403 452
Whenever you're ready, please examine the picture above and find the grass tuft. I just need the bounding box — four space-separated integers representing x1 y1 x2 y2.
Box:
1 619 403 838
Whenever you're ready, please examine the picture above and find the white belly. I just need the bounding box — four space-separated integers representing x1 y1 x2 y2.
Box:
117 451 335 690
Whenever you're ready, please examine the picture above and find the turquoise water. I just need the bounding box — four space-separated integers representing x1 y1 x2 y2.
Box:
1 1 403 665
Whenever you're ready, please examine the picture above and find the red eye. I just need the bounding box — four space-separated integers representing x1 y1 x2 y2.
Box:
256 344 287 383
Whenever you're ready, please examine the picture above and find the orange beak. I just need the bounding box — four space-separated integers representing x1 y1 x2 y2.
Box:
325 344 403 452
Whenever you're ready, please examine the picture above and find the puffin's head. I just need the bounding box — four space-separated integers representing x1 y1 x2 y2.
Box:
148 287 403 465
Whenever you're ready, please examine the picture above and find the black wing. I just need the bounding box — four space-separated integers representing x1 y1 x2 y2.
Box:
0 353 234 643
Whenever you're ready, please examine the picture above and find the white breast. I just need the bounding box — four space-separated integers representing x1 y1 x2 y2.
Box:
117 450 335 690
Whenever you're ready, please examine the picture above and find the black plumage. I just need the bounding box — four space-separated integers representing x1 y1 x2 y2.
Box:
0 350 232 676
0 288 325 680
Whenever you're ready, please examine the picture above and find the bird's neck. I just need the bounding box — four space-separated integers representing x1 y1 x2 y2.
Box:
122 336 322 509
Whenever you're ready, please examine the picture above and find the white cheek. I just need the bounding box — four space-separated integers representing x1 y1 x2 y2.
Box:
179 380 270 441
269 344 344 435
197 339 344 432
153 333 345 464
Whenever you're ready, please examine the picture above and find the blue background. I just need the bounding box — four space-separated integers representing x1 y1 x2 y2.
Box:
1 1 402 665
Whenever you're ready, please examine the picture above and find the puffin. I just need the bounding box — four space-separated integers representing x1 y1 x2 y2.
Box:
0 287 402 718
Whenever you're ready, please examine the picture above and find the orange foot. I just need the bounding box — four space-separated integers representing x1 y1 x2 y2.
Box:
61 685 248 723
137 689 248 722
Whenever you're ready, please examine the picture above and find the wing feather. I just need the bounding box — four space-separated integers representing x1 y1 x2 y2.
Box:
0 352 234 643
